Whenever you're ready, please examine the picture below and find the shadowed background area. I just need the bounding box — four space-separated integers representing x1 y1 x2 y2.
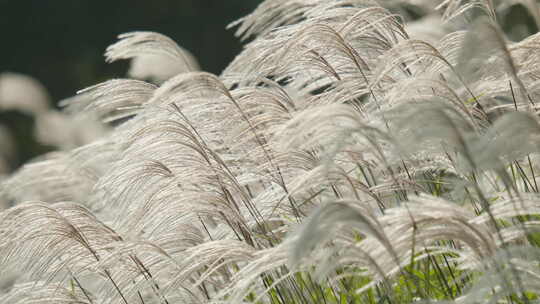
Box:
0 0 262 169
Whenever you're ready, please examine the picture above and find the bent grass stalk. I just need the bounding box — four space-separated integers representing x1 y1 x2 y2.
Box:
2 1 540 303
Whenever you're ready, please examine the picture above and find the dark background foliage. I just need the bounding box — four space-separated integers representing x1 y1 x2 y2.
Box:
0 0 262 169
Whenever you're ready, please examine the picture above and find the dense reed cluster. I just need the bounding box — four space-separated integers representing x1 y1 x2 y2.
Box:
2 0 540 303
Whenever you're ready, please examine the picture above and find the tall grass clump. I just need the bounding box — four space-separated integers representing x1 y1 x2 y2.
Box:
3 0 540 303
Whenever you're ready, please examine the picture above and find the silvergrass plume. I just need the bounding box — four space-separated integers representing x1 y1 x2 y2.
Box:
2 0 540 303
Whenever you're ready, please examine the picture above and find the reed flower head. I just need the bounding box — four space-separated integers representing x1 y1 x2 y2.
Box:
2 1 540 303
